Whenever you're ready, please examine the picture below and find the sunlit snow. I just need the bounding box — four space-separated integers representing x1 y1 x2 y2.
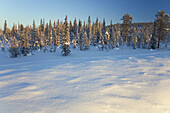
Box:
0 46 170 113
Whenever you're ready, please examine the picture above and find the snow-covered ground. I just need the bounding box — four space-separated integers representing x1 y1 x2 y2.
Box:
0 46 170 113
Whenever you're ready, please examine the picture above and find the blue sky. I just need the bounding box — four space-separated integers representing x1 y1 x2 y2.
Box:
0 0 170 29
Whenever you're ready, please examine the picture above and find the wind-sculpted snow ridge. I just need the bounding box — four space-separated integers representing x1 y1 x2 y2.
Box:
0 47 170 113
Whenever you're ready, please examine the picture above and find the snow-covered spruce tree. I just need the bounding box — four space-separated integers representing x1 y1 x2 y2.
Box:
133 27 138 49
72 18 78 48
110 20 114 48
45 22 49 45
137 27 143 48
9 36 19 58
83 31 89 51
113 27 117 48
116 23 121 47
49 20 52 34
3 20 7 35
121 13 133 45
87 16 92 46
102 18 106 40
105 27 110 50
69 21 74 41
21 26 31 56
19 24 25 54
150 22 158 49
98 23 104 51
3 20 11 40
78 20 83 50
49 20 53 44
11 24 17 37
92 22 96 46
143 27 150 49
95 18 100 45
53 21 56 29
49 28 54 52
40 31 45 50
155 10 170 48
39 19 44 32
83 21 86 33
61 16 71 56
31 20 39 50
56 19 61 47
61 22 65 45
53 24 57 52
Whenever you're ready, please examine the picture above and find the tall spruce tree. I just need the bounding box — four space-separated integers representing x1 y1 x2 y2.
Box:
143 27 150 48
61 16 71 56
105 27 110 50
9 36 19 58
56 19 61 46
73 18 78 48
87 16 92 45
110 20 114 48
4 20 7 35
32 20 38 49
155 10 170 48
78 20 83 50
83 31 88 50
102 18 106 38
92 22 96 46
121 13 133 45
95 17 100 45
22 26 31 56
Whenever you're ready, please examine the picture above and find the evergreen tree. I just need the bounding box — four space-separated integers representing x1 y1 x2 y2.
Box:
22 26 31 56
49 28 54 52
155 10 170 48
83 21 86 32
98 23 104 51
78 20 83 50
45 23 49 48
105 27 110 50
61 16 71 56
4 20 7 35
39 19 43 32
83 31 88 50
11 24 17 37
95 17 100 45
133 35 138 49
132 27 138 49
121 13 133 44
92 22 96 46
143 27 150 48
32 20 38 49
87 16 92 45
150 22 158 49
113 25 120 48
73 18 78 48
110 20 114 48
102 18 106 38
73 18 77 35
40 31 45 50
56 19 61 47
53 21 56 29
49 20 52 32
69 21 73 36
9 36 19 58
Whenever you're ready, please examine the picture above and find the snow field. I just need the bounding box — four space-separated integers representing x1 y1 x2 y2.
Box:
0 46 170 113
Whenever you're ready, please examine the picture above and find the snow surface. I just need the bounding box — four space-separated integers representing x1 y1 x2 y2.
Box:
0 46 170 113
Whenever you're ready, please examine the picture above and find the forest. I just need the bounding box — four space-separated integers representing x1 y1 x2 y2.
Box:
0 10 169 57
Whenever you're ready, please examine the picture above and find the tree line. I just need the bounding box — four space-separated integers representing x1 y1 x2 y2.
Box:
0 10 169 57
